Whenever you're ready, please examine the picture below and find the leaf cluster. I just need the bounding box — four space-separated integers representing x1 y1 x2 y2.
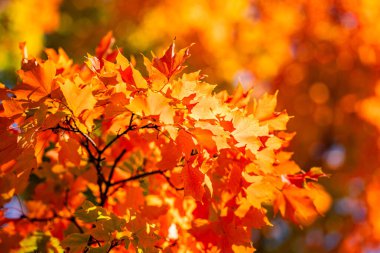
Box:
0 33 329 252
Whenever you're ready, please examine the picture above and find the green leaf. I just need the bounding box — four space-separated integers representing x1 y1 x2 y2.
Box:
61 233 90 253
90 226 112 242
74 200 109 223
91 213 127 241
99 213 126 233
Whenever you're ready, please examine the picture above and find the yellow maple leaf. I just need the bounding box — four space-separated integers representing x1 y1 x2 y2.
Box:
60 80 97 117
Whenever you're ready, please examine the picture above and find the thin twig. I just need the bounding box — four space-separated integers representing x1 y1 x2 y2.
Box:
108 169 184 197
20 214 57 222
68 118 99 152
159 172 184 191
110 170 163 186
20 213 84 234
100 114 135 154
69 216 85 233
108 149 127 183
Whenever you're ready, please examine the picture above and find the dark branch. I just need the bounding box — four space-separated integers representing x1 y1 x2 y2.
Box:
68 117 99 152
110 169 163 186
21 214 57 222
108 149 127 183
100 149 127 206
159 172 184 191
100 114 135 154
46 122 99 153
108 169 184 196
140 123 160 130
20 214 84 233
69 216 85 233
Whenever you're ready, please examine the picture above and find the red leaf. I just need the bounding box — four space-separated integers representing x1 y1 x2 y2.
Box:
176 129 196 160
182 162 205 202
96 31 116 61
286 167 327 188
152 41 192 80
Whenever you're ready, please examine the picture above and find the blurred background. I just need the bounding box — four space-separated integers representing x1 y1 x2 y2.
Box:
2 0 380 252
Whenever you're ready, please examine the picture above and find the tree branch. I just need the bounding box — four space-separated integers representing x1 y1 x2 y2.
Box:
20 214 57 222
69 216 85 233
110 169 163 187
108 169 184 197
46 121 99 154
108 149 127 183
100 149 127 206
20 214 84 234
100 114 135 154
68 118 99 152
159 172 184 191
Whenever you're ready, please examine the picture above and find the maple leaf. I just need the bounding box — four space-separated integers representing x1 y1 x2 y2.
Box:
194 121 230 151
96 31 115 60
85 54 101 72
243 178 277 210
152 41 192 80
59 138 81 167
61 233 90 253
174 129 196 159
146 90 172 117
274 185 320 226
263 111 291 131
60 80 97 117
0 100 24 118
232 112 268 153
143 56 167 91
156 141 182 170
285 167 327 188
190 96 219 120
131 65 149 89
190 128 217 155
15 58 56 101
254 91 279 120
170 73 198 100
182 162 205 202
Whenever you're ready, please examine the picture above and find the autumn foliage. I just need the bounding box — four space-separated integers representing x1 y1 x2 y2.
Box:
0 34 330 252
